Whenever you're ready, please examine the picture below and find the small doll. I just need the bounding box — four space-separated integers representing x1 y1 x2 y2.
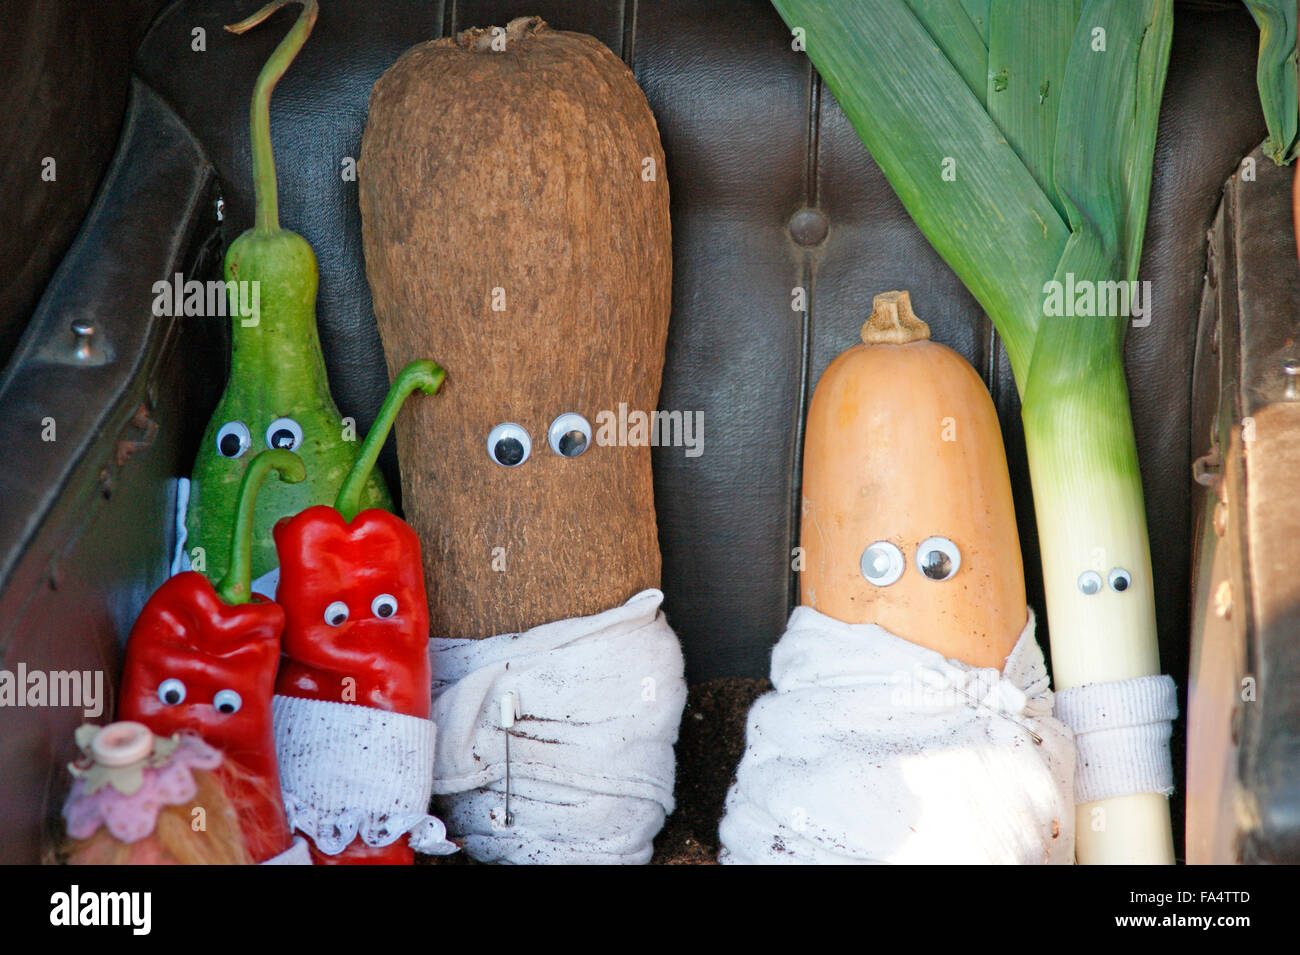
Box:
58 722 251 865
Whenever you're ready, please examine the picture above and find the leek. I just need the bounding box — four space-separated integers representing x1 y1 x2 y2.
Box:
1244 0 1299 165
772 0 1175 863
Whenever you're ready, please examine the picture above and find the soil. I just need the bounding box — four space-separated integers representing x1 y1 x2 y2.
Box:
649 676 769 864
418 676 769 866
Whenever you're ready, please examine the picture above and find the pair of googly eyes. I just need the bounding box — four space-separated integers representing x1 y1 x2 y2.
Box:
488 413 592 468
156 679 242 714
322 594 398 627
215 418 304 458
860 537 961 586
1078 569 1132 594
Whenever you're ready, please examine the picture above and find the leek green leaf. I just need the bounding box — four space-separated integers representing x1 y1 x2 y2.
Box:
959 0 991 47
1243 0 1299 165
987 0 1080 220
772 0 1068 382
905 0 990 103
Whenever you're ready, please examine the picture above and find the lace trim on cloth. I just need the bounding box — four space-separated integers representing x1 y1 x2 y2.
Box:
272 695 457 856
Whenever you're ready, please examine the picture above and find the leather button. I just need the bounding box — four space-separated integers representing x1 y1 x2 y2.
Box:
788 207 828 246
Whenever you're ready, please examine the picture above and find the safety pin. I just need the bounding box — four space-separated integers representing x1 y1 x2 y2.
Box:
500 692 521 825
917 666 1043 745
949 683 1044 745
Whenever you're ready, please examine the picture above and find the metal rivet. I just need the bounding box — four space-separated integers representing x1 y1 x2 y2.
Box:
71 321 95 361
788 207 829 247
1213 499 1228 537
1214 579 1232 619
1282 357 1299 400
1192 447 1222 487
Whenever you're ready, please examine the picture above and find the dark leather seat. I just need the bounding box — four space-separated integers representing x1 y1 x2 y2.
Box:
0 0 1272 862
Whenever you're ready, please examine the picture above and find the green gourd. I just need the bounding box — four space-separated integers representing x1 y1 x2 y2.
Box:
186 0 389 583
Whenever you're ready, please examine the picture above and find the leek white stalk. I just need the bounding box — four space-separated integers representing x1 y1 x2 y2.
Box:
1022 347 1171 863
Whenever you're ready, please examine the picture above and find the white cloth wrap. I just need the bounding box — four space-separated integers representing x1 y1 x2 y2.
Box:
260 835 313 865
170 478 190 577
1053 675 1178 804
719 607 1076 864
429 588 687 865
272 695 457 856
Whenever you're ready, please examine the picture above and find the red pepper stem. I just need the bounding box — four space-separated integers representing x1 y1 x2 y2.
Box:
335 360 445 522
216 449 306 605
225 0 318 235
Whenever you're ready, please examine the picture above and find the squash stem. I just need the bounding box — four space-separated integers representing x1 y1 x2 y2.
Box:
226 0 318 235
334 360 444 522
215 449 306 604
861 290 931 344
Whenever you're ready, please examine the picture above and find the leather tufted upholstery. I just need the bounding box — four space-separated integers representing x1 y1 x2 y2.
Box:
0 0 1272 861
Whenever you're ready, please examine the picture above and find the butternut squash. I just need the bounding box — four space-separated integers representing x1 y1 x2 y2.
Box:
799 291 1025 668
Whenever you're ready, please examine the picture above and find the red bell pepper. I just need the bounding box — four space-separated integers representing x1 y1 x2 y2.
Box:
120 449 305 864
274 360 443 865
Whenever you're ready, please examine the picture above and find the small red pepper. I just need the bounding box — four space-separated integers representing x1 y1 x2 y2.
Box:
120 449 305 864
274 360 443 865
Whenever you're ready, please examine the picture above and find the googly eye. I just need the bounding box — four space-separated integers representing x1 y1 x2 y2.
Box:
265 417 304 451
487 423 531 467
324 601 349 627
860 541 905 586
1078 571 1103 595
1108 568 1132 592
916 536 961 581
157 678 186 706
213 689 243 715
548 413 592 458
215 421 251 458
371 594 398 618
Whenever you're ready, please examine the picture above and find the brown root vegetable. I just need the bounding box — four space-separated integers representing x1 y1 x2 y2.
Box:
799 291 1026 669
360 17 671 638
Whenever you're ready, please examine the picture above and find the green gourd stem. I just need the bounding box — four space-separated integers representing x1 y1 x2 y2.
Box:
335 360 445 522
216 449 306 604
226 0 319 235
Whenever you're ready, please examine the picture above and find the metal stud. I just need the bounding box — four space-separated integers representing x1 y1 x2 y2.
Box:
1282 357 1299 401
